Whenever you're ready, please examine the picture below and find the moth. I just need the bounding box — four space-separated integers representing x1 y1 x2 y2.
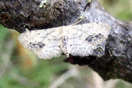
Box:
18 22 111 59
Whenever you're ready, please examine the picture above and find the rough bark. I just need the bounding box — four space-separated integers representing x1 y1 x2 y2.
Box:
0 0 132 83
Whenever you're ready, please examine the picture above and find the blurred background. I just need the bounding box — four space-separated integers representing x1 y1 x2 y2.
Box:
0 0 132 88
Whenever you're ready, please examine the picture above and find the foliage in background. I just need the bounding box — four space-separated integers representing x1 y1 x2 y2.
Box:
101 0 132 21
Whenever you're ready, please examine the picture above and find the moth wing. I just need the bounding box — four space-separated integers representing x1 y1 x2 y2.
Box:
18 28 62 59
66 22 111 56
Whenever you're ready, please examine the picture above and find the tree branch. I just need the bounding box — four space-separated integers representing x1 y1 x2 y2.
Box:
0 0 132 83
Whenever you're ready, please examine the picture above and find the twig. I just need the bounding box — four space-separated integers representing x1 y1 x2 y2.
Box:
49 67 79 88
0 39 15 78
